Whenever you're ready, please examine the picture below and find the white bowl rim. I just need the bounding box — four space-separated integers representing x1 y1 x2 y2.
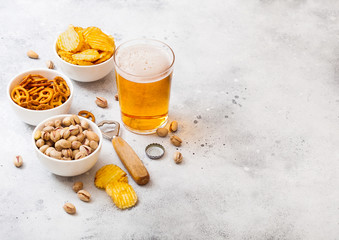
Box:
53 39 114 68
7 68 74 113
32 114 103 163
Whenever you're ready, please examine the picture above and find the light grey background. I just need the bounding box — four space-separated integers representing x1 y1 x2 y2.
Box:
1 0 339 239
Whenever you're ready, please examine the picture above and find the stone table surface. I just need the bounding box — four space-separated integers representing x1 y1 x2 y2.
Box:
1 0 339 239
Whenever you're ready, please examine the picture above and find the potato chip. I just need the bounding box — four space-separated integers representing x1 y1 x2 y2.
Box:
58 50 77 65
94 51 113 64
56 25 83 52
76 60 94 66
94 164 127 189
79 42 91 52
83 27 114 52
105 181 138 209
72 49 100 62
74 26 84 33
108 35 116 49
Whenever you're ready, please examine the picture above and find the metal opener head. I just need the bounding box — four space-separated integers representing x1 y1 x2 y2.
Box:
97 120 120 140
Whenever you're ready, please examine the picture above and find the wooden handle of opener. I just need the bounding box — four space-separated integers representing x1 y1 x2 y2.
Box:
112 136 150 185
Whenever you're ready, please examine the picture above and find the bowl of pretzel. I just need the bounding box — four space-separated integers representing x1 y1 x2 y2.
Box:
7 69 74 126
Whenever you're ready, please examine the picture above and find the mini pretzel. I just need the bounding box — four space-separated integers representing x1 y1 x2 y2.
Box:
36 88 54 104
36 104 53 110
54 76 70 97
78 110 96 122
50 93 63 108
11 86 29 105
19 74 33 88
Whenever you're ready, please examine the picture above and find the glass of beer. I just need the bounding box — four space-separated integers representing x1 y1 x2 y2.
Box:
113 39 175 134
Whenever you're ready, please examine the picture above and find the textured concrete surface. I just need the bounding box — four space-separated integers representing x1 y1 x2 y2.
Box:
1 0 339 239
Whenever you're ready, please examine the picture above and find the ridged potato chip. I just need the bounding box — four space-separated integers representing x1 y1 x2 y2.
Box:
56 25 83 52
72 49 100 62
58 50 77 65
83 27 114 52
94 51 113 64
105 181 138 209
75 60 94 66
94 164 127 189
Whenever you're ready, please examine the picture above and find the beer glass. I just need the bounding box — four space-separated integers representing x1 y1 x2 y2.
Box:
113 39 175 134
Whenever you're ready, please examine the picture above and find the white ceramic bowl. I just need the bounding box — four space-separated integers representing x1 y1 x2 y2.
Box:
54 40 114 82
32 114 103 177
7 69 74 126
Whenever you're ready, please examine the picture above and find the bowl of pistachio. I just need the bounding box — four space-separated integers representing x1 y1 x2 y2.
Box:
32 114 103 176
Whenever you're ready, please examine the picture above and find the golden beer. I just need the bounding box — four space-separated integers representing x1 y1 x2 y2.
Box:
113 39 175 134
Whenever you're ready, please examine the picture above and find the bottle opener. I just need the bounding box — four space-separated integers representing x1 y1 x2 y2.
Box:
97 120 150 185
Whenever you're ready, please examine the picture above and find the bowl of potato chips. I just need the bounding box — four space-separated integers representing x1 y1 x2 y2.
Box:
7 69 74 126
54 25 116 82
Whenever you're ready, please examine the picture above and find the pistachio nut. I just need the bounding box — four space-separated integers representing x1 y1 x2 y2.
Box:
63 203 76 214
77 190 91 202
55 139 71 151
46 60 54 69
71 141 82 150
173 151 183 164
77 125 83 134
169 121 178 132
41 131 50 141
61 129 71 139
34 130 41 140
62 157 72 161
67 136 77 143
72 182 83 193
27 50 39 59
79 145 92 155
95 96 108 108
50 130 61 142
76 133 85 143
72 115 80 125
156 127 168 137
89 140 98 150
86 131 99 142
72 150 80 159
62 149 73 158
80 120 89 130
54 119 62 128
39 145 49 153
170 135 182 147
13 155 23 168
35 139 45 148
75 151 87 160
83 138 90 146
43 126 54 132
69 125 79 136
62 117 72 127
45 147 55 156
50 149 62 159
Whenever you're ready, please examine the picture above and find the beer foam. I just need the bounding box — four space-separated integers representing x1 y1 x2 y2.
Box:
115 44 172 78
